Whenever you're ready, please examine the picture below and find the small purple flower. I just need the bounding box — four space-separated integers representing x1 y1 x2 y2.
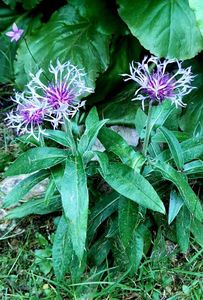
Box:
122 56 195 109
6 23 24 42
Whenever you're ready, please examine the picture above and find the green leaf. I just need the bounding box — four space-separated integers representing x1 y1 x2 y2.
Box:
99 83 140 125
179 86 203 136
127 231 144 274
44 178 57 204
118 197 139 248
135 108 147 137
98 127 145 171
88 236 111 266
189 0 203 37
6 195 61 219
60 155 89 260
98 158 165 214
190 218 203 247
78 108 108 154
117 0 203 59
157 137 203 164
183 160 203 175
150 101 176 130
20 0 43 10
3 170 49 208
15 4 111 88
52 215 73 281
5 147 67 176
88 191 119 243
159 126 184 169
168 190 184 225
44 130 70 147
154 161 203 222
176 205 191 253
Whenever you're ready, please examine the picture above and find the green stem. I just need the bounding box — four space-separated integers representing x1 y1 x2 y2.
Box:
143 102 153 156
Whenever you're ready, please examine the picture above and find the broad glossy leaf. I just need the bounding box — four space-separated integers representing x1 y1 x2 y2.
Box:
61 155 88 260
5 147 67 176
155 161 203 222
98 127 145 171
118 197 139 248
168 190 184 225
159 126 184 169
20 0 43 10
3 169 49 208
6 195 61 219
52 215 73 281
189 0 203 37
117 0 203 59
98 158 165 214
176 205 191 253
15 4 111 88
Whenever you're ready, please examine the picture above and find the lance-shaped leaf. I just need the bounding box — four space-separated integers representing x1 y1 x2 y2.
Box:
98 155 165 214
168 190 184 225
5 147 67 176
176 205 191 253
6 195 61 219
78 107 108 154
154 161 203 222
52 215 73 281
60 155 89 260
98 127 145 171
159 126 184 170
3 169 49 208
44 130 70 147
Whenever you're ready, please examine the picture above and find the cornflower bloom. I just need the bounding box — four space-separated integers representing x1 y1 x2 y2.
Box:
6 60 92 138
6 92 47 140
28 60 93 128
122 56 195 109
5 23 24 42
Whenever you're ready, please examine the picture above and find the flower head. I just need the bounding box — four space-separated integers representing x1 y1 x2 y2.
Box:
6 23 24 42
6 60 93 138
28 60 93 128
6 92 47 140
122 56 195 109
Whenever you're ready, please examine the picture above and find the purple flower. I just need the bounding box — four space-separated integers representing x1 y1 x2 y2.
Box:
6 92 48 140
28 60 93 128
6 60 93 138
6 23 24 42
122 56 195 109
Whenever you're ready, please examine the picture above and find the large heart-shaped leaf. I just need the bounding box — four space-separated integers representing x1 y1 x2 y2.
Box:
117 0 203 59
189 0 203 37
15 3 112 88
